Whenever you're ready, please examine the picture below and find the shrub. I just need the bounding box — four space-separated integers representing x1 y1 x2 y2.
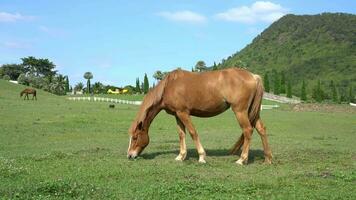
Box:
3 75 10 81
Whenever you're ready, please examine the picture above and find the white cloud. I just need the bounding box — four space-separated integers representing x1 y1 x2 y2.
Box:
2 41 31 49
157 10 206 24
39 25 67 37
215 1 288 23
0 11 34 22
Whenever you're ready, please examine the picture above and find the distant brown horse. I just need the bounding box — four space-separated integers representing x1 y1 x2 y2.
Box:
127 68 272 165
20 88 37 100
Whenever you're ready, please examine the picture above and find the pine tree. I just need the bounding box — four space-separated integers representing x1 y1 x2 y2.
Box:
135 78 141 94
301 80 307 101
348 85 354 103
330 80 338 103
263 72 270 92
312 80 324 102
65 76 70 92
287 79 292 98
143 73 149 94
272 70 280 95
280 71 286 94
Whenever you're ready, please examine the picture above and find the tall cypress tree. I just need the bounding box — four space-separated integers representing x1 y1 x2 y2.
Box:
263 72 270 92
272 70 280 95
280 71 286 94
330 80 338 103
348 85 354 103
301 80 307 101
143 73 149 94
312 80 324 102
65 76 70 92
135 78 141 94
287 79 292 98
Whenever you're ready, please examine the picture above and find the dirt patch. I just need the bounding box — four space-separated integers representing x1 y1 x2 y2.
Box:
292 103 356 114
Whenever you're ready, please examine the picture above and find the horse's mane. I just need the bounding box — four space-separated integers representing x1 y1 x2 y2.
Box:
129 71 177 133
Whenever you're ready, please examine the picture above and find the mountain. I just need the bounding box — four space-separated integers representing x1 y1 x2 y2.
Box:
218 13 356 96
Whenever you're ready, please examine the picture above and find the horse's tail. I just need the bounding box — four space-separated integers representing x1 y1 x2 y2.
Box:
248 74 264 127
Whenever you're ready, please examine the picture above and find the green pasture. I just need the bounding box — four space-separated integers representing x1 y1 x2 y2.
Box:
0 79 355 199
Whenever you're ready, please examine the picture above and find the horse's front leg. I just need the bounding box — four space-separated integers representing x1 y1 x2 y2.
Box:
176 111 206 163
175 116 187 161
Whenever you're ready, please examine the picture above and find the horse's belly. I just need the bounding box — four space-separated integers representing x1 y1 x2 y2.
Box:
190 103 230 117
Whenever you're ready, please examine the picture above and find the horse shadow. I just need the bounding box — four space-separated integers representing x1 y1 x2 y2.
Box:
141 148 265 163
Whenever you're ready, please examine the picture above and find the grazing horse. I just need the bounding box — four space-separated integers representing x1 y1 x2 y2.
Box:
20 88 37 100
127 68 272 165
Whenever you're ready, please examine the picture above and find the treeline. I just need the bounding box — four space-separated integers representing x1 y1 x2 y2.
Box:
0 56 70 95
263 69 354 103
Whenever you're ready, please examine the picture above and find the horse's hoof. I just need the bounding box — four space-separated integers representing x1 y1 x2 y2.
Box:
263 159 272 164
175 155 184 161
198 159 206 164
236 159 246 165
175 153 186 161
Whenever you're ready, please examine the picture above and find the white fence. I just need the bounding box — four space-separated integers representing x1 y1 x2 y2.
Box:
67 97 142 105
67 96 279 110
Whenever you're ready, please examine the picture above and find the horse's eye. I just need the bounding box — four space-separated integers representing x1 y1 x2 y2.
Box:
132 136 138 140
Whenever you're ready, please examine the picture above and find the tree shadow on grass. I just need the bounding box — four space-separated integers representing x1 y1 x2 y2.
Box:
141 148 265 163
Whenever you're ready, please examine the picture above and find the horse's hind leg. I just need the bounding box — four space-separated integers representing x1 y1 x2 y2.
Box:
255 118 272 164
230 133 244 155
176 111 206 163
175 116 187 161
232 109 253 165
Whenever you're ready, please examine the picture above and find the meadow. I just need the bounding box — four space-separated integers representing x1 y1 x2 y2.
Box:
0 79 355 199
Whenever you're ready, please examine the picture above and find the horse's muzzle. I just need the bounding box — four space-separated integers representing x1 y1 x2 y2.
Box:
127 152 138 159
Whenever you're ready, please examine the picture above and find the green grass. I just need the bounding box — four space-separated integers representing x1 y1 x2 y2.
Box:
1 79 355 199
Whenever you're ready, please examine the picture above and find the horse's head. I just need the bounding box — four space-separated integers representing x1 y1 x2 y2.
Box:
127 121 149 159
20 91 24 97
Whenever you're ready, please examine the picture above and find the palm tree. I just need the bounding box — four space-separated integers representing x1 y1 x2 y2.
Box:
74 82 84 92
83 72 93 94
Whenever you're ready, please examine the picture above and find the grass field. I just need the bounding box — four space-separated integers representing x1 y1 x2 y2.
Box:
1 79 355 199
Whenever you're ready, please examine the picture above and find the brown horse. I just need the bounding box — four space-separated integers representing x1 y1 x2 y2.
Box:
20 88 37 100
127 68 272 165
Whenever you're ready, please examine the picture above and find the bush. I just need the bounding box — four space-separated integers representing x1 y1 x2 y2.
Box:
3 75 10 81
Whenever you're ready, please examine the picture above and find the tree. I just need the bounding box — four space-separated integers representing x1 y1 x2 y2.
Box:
135 78 141 94
74 82 84 92
143 73 149 94
195 60 207 72
287 79 292 98
21 56 56 77
272 70 280 95
83 72 93 94
17 73 28 85
301 80 307 101
92 82 105 94
212 62 218 70
280 71 286 94
3 74 10 81
263 72 270 92
153 71 164 81
49 75 66 95
0 64 25 80
348 85 354 103
65 76 70 93
312 80 324 102
330 80 338 103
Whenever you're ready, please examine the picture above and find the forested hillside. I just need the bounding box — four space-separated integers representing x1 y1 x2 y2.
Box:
218 13 355 101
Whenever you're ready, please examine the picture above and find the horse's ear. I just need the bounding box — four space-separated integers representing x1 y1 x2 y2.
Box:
137 121 143 131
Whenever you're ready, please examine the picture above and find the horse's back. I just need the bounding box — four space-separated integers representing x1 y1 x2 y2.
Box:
162 68 257 116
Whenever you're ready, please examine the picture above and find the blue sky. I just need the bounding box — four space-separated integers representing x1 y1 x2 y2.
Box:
1 0 355 87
